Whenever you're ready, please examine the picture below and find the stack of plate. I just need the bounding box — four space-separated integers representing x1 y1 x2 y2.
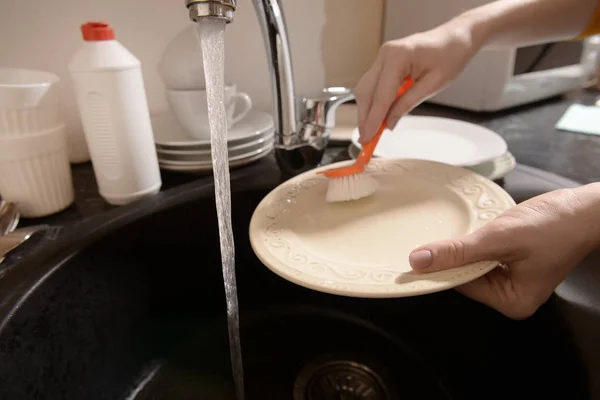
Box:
151 109 275 173
349 115 516 180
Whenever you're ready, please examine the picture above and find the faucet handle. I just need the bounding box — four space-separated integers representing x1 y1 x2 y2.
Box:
298 87 355 130
276 87 354 177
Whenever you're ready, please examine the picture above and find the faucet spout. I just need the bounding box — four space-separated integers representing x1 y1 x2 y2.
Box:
187 0 354 177
251 0 298 148
186 0 237 23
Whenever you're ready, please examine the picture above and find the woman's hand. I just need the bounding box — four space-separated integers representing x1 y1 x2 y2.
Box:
408 184 600 319
354 0 598 145
354 22 482 144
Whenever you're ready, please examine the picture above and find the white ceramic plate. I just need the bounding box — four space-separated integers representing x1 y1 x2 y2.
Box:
159 144 273 172
467 152 516 181
348 143 517 181
152 109 274 149
157 131 274 162
157 130 273 156
249 158 515 298
351 115 507 166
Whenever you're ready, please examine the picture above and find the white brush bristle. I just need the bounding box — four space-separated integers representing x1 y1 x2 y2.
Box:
325 173 379 202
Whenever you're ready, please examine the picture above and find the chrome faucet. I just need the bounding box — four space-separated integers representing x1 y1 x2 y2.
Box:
185 0 355 176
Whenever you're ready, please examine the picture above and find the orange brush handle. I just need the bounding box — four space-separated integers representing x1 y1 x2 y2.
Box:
356 77 415 167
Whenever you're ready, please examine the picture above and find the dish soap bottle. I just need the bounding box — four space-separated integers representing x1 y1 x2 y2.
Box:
68 21 161 205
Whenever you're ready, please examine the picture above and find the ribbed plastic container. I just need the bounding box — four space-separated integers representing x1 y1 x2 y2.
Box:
0 124 74 217
68 22 161 206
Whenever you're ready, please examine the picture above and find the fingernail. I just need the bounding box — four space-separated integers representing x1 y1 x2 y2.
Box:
386 117 400 130
409 250 432 270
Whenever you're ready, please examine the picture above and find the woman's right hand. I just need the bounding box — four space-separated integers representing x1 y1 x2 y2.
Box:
354 21 482 144
408 185 600 319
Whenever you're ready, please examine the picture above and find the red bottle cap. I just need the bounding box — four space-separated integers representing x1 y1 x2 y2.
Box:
81 22 115 41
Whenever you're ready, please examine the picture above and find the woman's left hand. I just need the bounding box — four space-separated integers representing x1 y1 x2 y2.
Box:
408 184 600 319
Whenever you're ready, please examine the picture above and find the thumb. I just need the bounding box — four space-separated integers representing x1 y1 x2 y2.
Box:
409 228 506 272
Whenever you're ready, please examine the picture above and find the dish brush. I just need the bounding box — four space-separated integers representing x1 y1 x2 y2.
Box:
319 77 414 202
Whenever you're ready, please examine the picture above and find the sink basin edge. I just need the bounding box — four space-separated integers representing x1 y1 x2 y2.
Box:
0 164 283 335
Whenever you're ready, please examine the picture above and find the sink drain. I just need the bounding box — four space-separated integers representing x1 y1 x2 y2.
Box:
293 358 391 400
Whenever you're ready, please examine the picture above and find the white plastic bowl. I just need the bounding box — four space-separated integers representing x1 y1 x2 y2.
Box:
0 68 62 136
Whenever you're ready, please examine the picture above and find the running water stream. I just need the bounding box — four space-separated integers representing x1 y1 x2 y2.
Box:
195 19 245 400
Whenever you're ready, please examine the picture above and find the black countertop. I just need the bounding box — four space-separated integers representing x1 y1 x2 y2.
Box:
19 88 600 231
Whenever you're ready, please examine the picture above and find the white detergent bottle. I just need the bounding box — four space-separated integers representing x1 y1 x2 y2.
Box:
69 21 161 205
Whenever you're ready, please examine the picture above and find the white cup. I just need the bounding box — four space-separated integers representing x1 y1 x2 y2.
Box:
166 85 252 140
0 68 61 136
0 124 74 217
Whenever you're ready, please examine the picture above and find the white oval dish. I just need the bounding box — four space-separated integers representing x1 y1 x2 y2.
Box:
351 115 507 167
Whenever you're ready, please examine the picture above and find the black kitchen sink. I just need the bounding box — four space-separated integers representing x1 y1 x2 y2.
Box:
0 164 593 400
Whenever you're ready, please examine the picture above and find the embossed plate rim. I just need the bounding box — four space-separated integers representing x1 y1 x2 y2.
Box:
249 158 516 298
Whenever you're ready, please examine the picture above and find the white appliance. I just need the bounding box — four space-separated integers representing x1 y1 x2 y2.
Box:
383 0 597 112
